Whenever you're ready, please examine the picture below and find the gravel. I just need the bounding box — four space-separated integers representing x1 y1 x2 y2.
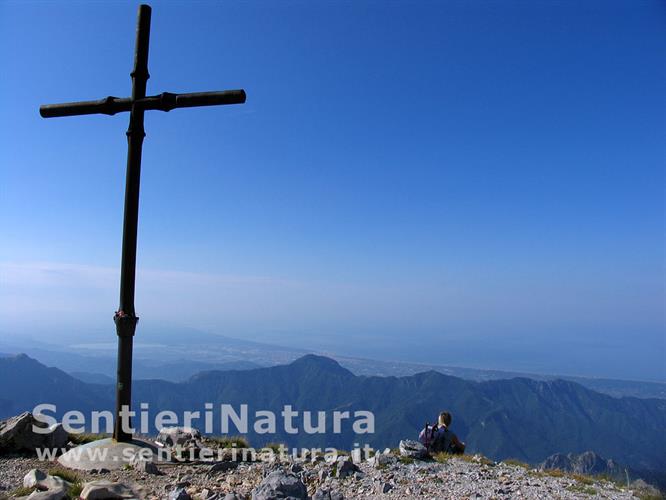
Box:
0 452 650 499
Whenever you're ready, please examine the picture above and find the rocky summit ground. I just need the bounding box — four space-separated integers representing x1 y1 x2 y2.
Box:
0 416 661 499
0 451 659 500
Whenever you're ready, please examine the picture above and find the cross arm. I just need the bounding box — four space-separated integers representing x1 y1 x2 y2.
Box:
39 89 246 118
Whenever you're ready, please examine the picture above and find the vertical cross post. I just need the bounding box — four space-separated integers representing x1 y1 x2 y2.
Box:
113 4 151 442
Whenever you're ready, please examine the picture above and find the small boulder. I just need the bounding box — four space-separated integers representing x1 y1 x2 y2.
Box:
23 469 47 489
0 413 48 453
156 427 201 448
312 488 344 500
169 487 192 500
23 470 69 492
0 413 70 454
39 476 69 492
129 455 160 475
208 461 239 475
26 488 67 500
251 470 307 500
370 453 397 469
199 489 230 500
223 494 247 500
398 439 428 459
80 480 135 500
334 457 359 479
174 479 192 489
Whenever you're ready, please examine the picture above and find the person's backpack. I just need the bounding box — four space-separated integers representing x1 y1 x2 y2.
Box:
418 422 439 451
431 427 456 454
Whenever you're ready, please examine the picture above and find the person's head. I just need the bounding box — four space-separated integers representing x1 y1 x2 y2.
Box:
438 411 452 428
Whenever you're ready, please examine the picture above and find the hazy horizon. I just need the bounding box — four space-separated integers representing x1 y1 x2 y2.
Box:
2 316 664 383
2 1 664 382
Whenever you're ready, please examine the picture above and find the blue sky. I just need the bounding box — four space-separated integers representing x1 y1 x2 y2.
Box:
1 0 664 381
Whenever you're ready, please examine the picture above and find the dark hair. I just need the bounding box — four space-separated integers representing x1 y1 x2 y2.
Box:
438 411 452 427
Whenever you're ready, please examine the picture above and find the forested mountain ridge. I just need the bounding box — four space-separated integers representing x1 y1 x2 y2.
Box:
1 353 664 476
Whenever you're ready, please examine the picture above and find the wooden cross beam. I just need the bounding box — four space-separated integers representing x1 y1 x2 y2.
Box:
39 4 246 442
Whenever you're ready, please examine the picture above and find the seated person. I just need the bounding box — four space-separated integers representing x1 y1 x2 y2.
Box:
421 411 466 454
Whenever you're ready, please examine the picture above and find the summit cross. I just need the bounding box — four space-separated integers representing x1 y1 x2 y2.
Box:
39 4 246 442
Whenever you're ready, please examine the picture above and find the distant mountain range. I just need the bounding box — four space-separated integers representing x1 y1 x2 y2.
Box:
0 354 108 419
1 330 664 399
0 353 664 485
69 360 261 384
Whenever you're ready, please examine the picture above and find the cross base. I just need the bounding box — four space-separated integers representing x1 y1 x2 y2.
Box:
57 438 162 471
